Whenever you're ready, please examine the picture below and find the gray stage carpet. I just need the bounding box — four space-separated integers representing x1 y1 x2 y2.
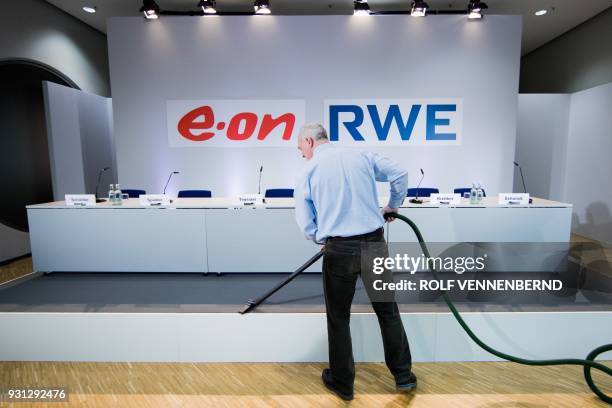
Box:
1 272 610 313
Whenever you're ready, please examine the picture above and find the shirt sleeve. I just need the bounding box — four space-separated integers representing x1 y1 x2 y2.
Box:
371 153 408 209
294 170 318 242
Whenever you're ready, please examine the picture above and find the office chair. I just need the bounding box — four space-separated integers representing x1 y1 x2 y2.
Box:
121 189 146 198
265 188 294 198
177 190 212 198
407 188 439 198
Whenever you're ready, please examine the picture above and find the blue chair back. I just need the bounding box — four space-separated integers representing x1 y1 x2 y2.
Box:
407 188 439 198
178 190 212 198
122 189 146 198
265 188 294 198
454 188 486 197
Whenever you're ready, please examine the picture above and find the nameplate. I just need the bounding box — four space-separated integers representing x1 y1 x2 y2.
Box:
139 194 170 206
235 194 264 206
65 194 96 207
430 193 461 206
499 193 530 206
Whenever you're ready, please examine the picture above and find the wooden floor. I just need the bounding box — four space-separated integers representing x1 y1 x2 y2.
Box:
0 256 33 286
1 361 610 407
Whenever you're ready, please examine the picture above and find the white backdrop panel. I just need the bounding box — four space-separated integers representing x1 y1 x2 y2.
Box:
107 15 521 198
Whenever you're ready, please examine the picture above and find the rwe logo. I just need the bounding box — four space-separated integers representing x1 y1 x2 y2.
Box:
324 99 463 146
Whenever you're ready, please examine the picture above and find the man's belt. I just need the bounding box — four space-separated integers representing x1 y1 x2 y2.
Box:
328 227 384 242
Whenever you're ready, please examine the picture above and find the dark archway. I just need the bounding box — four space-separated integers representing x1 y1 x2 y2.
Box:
0 59 79 232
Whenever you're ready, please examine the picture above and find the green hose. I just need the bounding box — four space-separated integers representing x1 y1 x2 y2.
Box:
386 212 612 404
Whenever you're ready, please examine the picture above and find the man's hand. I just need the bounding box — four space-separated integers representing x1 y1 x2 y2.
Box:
382 206 399 222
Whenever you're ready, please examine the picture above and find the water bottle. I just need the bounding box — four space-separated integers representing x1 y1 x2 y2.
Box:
470 183 477 205
108 184 115 204
476 184 484 202
114 183 123 205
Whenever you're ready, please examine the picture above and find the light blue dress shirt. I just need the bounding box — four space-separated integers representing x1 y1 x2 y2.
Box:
295 143 408 243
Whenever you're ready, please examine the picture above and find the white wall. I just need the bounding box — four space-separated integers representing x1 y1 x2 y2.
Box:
43 82 116 200
107 15 522 197
514 94 570 200
44 82 86 200
78 89 117 197
565 82 612 243
516 82 612 243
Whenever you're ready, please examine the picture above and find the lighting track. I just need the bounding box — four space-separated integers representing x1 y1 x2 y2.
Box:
149 9 483 17
139 1 488 18
158 10 257 16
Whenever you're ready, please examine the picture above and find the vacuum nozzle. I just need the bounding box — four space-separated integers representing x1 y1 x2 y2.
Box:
238 299 257 315
238 304 253 315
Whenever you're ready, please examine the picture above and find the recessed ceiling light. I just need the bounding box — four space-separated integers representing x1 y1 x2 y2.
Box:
535 9 547 16
82 6 96 13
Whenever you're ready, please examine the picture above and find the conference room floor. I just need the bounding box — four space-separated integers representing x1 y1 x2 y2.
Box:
2 360 610 407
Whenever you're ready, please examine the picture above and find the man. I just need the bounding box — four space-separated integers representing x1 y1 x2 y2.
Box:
294 123 416 401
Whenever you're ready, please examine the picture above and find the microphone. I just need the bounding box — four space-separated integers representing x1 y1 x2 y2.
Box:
409 168 425 204
163 171 179 195
95 167 110 203
513 161 533 204
258 166 263 195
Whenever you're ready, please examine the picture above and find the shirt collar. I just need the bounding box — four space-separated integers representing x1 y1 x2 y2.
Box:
313 142 332 157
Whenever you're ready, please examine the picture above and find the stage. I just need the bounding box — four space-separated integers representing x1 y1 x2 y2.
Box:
1 271 610 363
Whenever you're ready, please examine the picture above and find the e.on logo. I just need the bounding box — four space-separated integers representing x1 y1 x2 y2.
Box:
167 100 306 147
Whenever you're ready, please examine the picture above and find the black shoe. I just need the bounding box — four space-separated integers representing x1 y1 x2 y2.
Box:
396 372 417 391
322 368 354 401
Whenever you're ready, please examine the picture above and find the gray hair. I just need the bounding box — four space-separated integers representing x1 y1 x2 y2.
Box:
299 123 328 141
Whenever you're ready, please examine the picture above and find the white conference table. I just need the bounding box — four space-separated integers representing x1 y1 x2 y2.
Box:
26 197 572 273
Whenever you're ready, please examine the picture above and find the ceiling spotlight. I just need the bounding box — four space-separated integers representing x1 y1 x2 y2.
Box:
254 0 271 15
354 0 371 16
535 9 547 16
82 6 96 13
410 0 429 17
467 0 488 19
198 0 217 14
140 0 160 19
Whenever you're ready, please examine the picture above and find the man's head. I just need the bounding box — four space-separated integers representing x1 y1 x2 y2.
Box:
297 123 329 160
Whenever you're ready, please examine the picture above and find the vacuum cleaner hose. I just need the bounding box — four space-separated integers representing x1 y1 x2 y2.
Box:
385 212 612 404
